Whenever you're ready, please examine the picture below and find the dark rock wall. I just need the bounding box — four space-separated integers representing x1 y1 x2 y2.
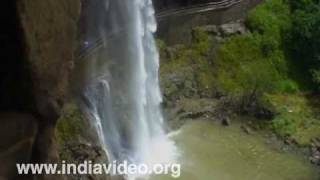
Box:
18 0 81 122
0 1 34 112
0 1 38 179
17 1 81 179
0 0 81 179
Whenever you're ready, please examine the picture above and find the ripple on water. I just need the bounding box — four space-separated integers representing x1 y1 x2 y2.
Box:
150 120 320 180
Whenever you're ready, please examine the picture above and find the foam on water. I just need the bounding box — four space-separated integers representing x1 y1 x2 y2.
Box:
81 0 179 178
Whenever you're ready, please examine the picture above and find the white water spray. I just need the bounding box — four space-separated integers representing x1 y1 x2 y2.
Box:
81 0 178 178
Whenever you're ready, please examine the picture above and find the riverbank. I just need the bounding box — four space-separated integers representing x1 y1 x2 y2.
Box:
152 120 320 180
158 0 320 168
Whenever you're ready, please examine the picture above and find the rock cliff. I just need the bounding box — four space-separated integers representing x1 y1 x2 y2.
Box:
0 0 81 179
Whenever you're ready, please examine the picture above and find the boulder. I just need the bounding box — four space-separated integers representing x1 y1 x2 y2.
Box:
201 25 220 36
241 125 252 134
221 117 231 126
219 22 246 37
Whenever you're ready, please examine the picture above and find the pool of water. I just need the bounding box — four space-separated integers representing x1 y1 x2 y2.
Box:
150 120 320 180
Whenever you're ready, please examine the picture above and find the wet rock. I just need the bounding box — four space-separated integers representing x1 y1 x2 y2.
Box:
161 68 197 101
284 139 291 145
221 117 231 126
59 141 110 180
311 138 320 148
164 98 218 129
254 107 275 120
201 25 220 36
309 138 320 165
219 22 246 37
165 46 180 60
241 125 252 134
180 111 207 119
309 151 320 165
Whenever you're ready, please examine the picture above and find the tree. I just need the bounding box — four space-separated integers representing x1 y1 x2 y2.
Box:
287 0 320 89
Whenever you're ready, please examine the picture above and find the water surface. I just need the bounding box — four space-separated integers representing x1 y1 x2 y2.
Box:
151 120 320 180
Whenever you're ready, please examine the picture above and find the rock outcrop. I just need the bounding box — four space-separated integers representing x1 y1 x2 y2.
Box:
17 0 81 167
0 0 81 179
18 0 81 123
156 0 263 44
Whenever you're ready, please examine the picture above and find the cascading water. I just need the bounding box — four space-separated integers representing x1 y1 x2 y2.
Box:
80 0 177 178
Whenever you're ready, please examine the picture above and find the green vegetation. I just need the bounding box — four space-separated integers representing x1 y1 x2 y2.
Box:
215 0 293 95
159 0 320 143
212 0 320 141
158 30 216 95
286 0 320 89
56 103 86 145
214 34 285 95
265 93 320 144
216 0 320 141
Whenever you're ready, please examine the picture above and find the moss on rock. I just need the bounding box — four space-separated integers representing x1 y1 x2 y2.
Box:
56 103 86 146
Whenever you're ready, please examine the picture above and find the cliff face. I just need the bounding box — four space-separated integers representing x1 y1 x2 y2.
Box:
18 0 81 164
154 0 217 11
0 0 81 179
18 0 81 123
156 0 263 44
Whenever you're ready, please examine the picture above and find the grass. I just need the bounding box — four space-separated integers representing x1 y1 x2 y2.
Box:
265 93 320 144
158 0 320 145
158 28 217 95
212 0 320 143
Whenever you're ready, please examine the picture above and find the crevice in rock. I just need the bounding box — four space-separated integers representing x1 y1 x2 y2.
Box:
0 1 37 179
0 0 35 112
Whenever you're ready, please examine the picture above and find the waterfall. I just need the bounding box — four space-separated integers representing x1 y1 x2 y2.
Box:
80 0 177 177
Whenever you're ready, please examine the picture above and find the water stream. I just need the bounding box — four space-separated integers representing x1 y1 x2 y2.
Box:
80 0 177 176
78 0 320 179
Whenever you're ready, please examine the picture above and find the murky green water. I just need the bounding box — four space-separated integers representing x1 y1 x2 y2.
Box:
151 120 320 180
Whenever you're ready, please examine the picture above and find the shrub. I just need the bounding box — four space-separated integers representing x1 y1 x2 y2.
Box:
286 0 320 90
